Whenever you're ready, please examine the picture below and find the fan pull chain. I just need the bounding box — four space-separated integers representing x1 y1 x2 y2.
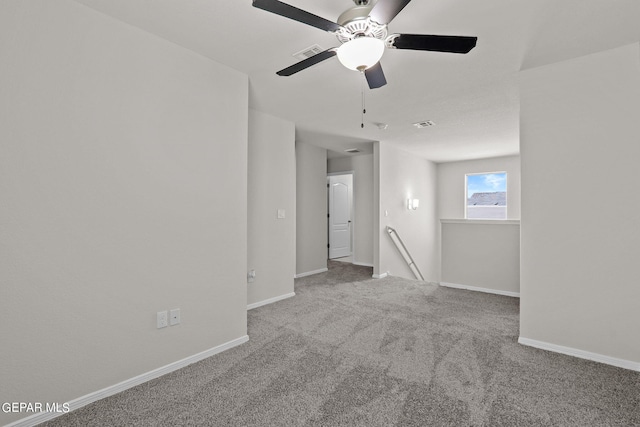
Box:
361 73 366 129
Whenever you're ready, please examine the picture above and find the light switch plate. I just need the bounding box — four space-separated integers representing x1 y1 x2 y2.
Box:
157 311 168 329
277 209 285 219
169 308 180 326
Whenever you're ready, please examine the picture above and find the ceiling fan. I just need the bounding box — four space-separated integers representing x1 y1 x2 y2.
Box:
252 0 478 89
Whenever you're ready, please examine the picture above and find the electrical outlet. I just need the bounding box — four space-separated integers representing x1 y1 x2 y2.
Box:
247 269 256 283
157 311 168 329
169 308 180 326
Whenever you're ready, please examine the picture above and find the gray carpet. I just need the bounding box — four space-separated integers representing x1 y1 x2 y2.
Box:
45 261 640 426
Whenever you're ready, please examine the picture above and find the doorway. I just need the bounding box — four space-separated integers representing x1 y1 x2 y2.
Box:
327 173 353 260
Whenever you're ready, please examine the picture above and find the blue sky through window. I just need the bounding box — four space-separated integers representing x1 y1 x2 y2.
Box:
467 172 507 198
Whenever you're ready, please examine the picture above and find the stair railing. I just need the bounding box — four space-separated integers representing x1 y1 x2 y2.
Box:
386 226 425 281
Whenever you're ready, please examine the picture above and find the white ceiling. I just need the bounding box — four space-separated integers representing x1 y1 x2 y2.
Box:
75 0 640 162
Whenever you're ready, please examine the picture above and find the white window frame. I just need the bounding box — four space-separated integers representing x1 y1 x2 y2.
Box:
465 171 508 220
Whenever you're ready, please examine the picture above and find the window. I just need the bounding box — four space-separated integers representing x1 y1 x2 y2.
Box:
466 172 507 219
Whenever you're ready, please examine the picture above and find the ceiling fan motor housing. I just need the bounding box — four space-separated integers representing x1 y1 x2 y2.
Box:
336 5 388 44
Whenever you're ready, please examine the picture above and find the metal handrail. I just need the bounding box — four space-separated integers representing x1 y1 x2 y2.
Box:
386 226 425 281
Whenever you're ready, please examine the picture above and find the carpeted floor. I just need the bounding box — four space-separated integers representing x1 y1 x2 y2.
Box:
45 261 640 426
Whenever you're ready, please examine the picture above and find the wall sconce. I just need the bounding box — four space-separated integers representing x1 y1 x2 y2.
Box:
407 198 420 210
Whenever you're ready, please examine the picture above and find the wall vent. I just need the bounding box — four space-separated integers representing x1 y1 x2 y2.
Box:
293 44 324 60
413 120 435 128
345 148 361 153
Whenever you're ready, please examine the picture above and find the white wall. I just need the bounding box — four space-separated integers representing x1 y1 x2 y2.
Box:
441 221 520 295
247 109 295 306
520 43 640 366
295 142 328 276
327 154 374 266
0 2 249 424
376 143 438 282
437 155 521 289
438 155 521 220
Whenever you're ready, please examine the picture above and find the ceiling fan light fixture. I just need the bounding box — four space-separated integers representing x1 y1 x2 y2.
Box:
337 37 384 71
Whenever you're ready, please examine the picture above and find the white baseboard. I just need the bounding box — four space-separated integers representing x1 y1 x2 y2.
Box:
247 292 295 310
518 337 640 372
294 268 328 278
353 261 374 267
439 281 520 298
5 335 249 427
372 272 388 279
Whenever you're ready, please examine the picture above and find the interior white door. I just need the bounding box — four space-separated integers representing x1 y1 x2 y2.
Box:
328 174 352 259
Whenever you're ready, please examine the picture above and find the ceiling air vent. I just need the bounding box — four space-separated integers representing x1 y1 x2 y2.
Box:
293 44 324 60
345 148 361 153
413 120 435 128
